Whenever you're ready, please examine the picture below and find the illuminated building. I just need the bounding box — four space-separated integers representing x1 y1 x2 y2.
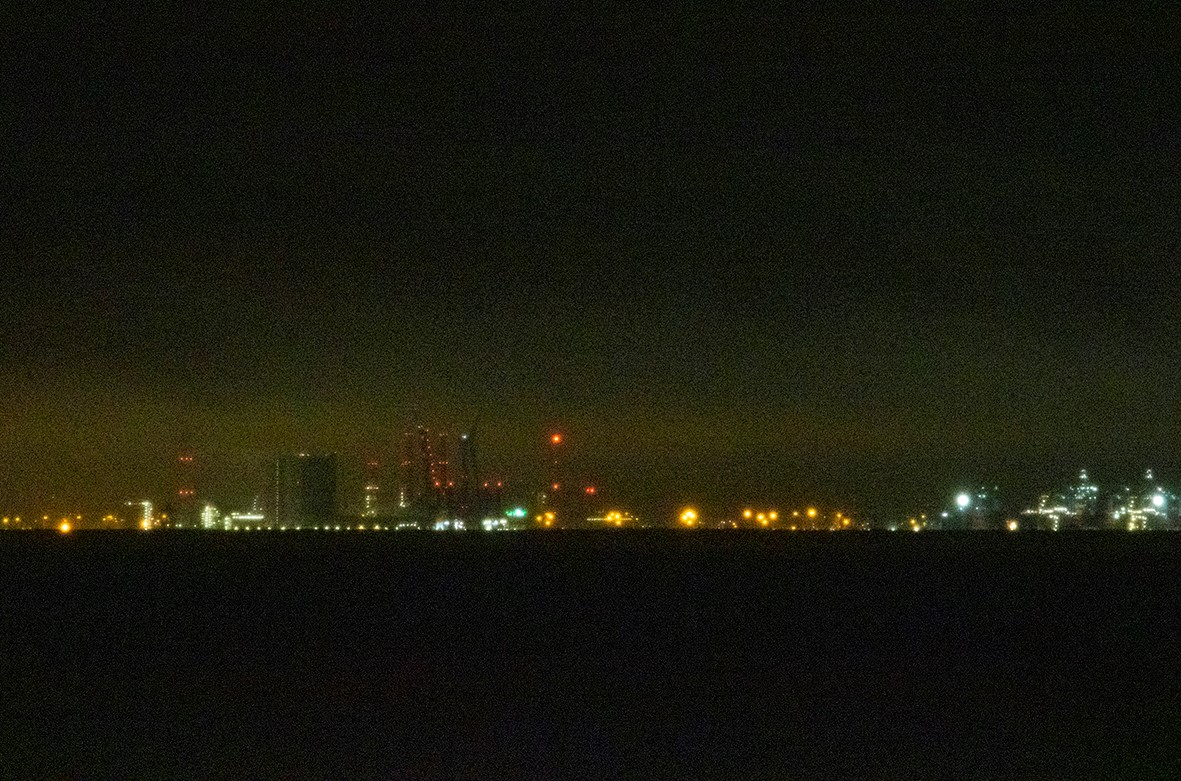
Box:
1064 469 1101 524
363 483 380 516
128 500 154 530
363 459 381 517
1022 469 1101 530
1107 469 1176 531
272 453 338 528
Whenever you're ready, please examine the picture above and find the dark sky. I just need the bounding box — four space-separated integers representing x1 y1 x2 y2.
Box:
4 5 1181 519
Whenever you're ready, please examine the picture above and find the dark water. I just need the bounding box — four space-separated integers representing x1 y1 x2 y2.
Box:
1 531 1178 780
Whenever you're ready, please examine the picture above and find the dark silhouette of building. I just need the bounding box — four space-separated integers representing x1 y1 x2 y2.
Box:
400 427 433 509
272 453 338 527
398 426 457 522
168 449 199 528
455 431 480 521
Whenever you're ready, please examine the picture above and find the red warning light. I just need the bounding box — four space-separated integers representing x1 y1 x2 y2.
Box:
585 486 597 495
551 434 562 445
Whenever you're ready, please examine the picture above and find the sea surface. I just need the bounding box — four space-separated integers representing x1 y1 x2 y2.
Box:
1 531 1178 780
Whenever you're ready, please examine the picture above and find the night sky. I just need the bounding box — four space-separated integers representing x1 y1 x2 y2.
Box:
5 6 1181 519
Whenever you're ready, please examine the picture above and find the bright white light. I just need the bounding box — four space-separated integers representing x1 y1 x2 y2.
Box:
1152 494 1165 508
955 493 971 509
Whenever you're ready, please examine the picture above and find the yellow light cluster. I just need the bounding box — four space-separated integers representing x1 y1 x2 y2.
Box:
735 506 857 530
741 508 782 527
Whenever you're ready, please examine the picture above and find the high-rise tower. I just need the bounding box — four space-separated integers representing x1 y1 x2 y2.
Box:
541 431 572 526
172 449 199 528
272 453 338 528
400 427 434 508
456 431 480 521
363 458 381 517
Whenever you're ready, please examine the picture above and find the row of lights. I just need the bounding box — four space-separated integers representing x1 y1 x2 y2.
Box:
32 509 852 533
683 507 853 529
677 507 858 530
4 514 141 532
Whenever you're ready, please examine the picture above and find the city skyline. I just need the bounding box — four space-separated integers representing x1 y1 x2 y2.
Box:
6 417 1181 532
6 7 1181 525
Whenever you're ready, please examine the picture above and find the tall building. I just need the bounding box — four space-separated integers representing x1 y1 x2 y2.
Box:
456 431 479 521
272 453 338 528
400 427 434 509
1064 469 1101 523
546 432 565 495
541 431 592 527
172 450 199 528
398 426 459 518
433 432 452 501
128 500 154 530
540 432 565 521
363 459 381 517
